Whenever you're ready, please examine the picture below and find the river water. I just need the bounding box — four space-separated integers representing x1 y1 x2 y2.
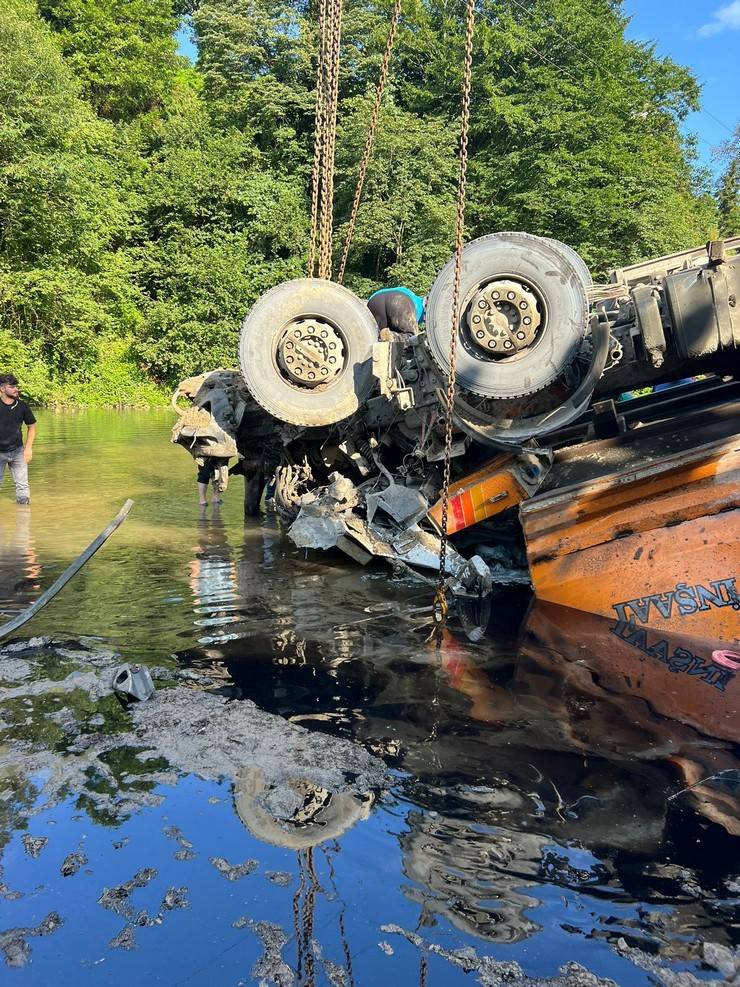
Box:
0 410 737 985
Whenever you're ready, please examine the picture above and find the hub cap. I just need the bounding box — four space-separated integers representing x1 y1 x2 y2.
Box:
277 318 345 388
467 279 542 358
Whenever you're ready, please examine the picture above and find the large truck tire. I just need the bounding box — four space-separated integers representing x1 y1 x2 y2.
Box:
425 232 589 399
239 279 379 427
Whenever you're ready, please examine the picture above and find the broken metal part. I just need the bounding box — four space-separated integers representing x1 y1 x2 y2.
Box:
428 453 549 536
171 369 241 460
112 664 155 703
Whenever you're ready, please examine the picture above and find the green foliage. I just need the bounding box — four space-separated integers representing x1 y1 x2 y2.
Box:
716 126 740 237
37 0 184 120
0 0 729 403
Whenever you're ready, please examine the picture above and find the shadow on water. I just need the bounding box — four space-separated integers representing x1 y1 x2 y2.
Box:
0 411 738 983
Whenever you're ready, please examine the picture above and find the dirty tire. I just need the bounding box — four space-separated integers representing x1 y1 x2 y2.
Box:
239 278 378 427
425 232 589 399
234 767 372 850
543 235 592 290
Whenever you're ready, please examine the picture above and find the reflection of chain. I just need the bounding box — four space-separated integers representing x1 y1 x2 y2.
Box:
337 0 402 283
434 0 475 627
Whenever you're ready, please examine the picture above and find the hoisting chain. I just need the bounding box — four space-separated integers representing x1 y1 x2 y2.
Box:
308 0 329 278
308 0 343 280
337 0 402 284
432 0 475 630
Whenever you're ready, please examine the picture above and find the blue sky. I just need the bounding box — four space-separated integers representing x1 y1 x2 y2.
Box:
624 0 738 178
177 1 738 179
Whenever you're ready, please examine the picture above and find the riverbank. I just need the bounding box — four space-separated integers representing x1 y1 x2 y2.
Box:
1 333 170 409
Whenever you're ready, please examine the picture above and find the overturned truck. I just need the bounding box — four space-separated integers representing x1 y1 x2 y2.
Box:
173 232 740 639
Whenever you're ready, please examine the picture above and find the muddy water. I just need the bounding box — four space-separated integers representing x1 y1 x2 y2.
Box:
0 410 737 985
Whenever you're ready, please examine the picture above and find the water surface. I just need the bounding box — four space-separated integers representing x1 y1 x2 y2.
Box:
0 410 737 985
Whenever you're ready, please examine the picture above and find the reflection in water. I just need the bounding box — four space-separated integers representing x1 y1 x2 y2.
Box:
188 508 239 645
0 411 737 983
0 509 41 616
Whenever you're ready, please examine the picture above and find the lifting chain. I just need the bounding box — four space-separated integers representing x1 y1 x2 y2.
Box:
308 0 343 280
337 0 402 284
432 0 476 630
308 0 329 278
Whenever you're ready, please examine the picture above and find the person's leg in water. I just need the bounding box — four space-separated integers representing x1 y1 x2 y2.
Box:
197 459 215 506
8 447 30 504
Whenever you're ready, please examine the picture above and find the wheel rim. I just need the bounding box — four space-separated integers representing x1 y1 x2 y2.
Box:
276 317 346 389
466 277 544 359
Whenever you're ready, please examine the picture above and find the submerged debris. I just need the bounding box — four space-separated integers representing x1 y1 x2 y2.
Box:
380 924 619 987
234 918 294 987
0 913 62 968
98 868 158 919
60 850 88 877
209 856 258 881
265 871 292 888
108 925 136 951
163 825 196 861
21 834 47 858
160 886 189 911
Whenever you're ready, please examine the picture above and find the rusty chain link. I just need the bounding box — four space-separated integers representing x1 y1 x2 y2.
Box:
337 0 402 284
308 0 329 277
318 0 342 280
309 0 342 280
433 0 476 629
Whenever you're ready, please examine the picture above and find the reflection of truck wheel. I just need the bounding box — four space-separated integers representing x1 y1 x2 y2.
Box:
425 232 589 399
234 767 372 850
239 278 378 427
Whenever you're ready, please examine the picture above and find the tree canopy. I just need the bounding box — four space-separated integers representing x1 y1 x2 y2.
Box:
0 0 729 403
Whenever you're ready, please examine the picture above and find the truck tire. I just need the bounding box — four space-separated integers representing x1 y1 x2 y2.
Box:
239 279 379 427
425 232 589 399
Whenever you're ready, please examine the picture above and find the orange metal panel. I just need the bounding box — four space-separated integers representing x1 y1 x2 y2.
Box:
428 455 528 535
522 440 740 639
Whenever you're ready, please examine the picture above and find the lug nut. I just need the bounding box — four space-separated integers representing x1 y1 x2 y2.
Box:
519 301 527 309
523 317 531 325
516 331 525 340
504 340 513 348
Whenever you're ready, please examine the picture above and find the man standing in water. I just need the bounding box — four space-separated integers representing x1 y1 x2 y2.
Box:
0 374 37 506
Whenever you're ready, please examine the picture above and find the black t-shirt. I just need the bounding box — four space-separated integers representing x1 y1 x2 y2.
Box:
0 399 36 452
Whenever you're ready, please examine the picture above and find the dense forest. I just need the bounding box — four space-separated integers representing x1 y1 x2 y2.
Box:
0 0 737 405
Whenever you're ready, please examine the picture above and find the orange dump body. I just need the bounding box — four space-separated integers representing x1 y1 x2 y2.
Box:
521 437 739 640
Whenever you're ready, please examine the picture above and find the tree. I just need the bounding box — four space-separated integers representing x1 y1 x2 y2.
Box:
716 126 740 237
0 0 138 382
37 0 184 121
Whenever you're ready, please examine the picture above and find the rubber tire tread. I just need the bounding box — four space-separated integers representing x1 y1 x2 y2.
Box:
425 232 589 399
239 278 379 427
